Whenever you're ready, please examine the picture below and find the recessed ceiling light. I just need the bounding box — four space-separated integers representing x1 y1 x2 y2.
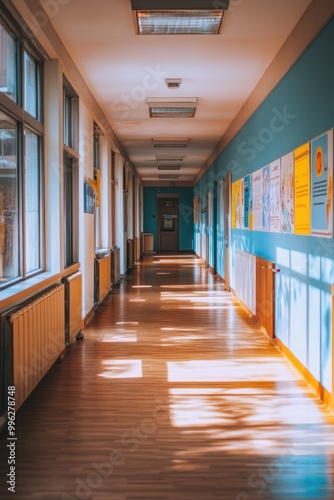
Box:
131 1 230 35
147 98 197 118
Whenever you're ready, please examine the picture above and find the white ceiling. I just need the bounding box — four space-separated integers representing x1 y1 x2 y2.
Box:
18 0 313 185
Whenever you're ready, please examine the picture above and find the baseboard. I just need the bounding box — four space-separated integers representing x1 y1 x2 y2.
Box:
275 337 333 413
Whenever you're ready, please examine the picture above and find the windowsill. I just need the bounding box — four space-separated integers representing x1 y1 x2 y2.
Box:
0 263 80 312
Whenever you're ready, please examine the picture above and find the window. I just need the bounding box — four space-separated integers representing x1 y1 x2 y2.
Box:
24 51 40 119
64 156 73 267
63 78 78 150
94 122 102 250
24 128 41 273
63 77 78 268
0 112 18 283
0 23 17 102
0 13 43 288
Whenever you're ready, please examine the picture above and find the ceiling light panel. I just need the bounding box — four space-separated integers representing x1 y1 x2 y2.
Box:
147 98 197 118
153 140 188 148
136 10 224 35
131 1 229 35
157 165 181 170
150 106 196 118
156 156 183 162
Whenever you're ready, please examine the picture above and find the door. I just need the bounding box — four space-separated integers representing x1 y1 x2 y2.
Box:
157 197 179 252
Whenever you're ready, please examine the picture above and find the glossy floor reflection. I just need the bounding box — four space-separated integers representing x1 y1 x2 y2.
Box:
0 253 333 499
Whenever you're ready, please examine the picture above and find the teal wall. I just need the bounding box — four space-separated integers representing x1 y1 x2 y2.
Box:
194 18 334 392
143 187 194 251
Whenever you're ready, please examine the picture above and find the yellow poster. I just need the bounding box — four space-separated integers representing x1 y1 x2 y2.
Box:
94 168 101 208
294 142 311 235
231 182 237 228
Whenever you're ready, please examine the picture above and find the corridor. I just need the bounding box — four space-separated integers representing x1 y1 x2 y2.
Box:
0 254 334 500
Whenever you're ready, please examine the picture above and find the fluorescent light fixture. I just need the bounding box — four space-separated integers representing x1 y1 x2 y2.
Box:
153 139 188 148
147 98 197 118
156 156 184 162
157 165 181 170
131 1 229 35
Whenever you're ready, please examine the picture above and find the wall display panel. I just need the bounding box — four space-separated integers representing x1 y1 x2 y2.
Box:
269 159 281 233
231 181 237 229
238 178 244 229
262 165 270 231
244 174 252 230
252 168 263 231
311 129 333 237
232 129 333 238
294 142 311 235
235 180 241 228
280 152 294 234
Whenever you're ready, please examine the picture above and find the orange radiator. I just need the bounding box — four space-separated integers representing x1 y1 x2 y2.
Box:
8 284 65 410
95 255 111 304
62 271 83 345
255 256 275 338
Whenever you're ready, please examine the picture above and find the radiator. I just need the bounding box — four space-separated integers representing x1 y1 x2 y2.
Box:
127 238 134 270
111 246 120 285
255 256 275 338
234 250 276 338
62 271 83 345
95 255 111 304
234 250 256 315
3 284 65 411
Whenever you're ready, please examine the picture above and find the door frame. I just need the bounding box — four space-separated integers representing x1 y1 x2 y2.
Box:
156 194 180 253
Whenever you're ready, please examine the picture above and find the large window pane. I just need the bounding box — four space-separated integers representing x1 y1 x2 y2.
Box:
24 128 40 273
0 23 17 102
24 51 39 118
64 156 73 267
0 112 19 283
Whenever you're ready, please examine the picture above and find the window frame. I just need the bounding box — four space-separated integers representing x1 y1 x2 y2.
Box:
0 8 44 289
62 76 79 269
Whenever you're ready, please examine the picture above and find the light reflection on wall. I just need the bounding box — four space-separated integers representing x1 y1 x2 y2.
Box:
276 246 332 392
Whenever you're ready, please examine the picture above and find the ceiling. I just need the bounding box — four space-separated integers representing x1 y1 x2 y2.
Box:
15 0 313 186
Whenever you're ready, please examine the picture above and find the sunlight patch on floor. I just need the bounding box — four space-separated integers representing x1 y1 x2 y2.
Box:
101 332 138 343
98 359 142 378
167 359 298 383
116 321 139 325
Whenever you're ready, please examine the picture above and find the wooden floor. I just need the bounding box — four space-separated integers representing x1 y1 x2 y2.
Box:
1 253 334 499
